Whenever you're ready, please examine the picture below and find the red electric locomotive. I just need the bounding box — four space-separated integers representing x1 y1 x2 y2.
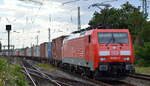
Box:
62 29 135 79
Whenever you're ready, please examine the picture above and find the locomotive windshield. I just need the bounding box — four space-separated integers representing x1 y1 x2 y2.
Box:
98 32 129 44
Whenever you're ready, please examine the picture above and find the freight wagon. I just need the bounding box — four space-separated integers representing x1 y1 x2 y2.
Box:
40 42 52 59
26 48 32 56
15 49 20 56
52 36 67 65
33 45 40 57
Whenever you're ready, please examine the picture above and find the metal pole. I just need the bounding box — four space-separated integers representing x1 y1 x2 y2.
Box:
8 30 10 56
142 0 145 14
142 0 147 16
145 0 147 16
48 28 50 42
49 14 51 42
36 35 39 46
78 7 81 30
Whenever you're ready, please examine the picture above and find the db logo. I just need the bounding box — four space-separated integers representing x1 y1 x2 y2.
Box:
111 51 119 55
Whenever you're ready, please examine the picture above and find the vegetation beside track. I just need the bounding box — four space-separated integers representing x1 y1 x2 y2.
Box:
37 63 57 72
135 42 150 67
135 67 150 75
0 57 29 86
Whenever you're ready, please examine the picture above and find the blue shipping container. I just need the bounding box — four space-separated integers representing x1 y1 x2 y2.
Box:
47 42 52 59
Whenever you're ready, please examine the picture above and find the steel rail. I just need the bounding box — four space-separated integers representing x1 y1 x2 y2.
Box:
26 60 97 86
22 70 72 86
128 73 150 81
22 65 37 86
29 69 73 86
25 60 62 86
24 66 73 86
116 81 136 86
60 69 112 86
55 80 73 86
134 73 150 77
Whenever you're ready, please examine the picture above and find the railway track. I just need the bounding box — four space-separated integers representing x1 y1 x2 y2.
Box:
22 60 101 86
21 59 149 86
128 73 150 81
103 80 137 86
58 66 137 86
22 60 62 86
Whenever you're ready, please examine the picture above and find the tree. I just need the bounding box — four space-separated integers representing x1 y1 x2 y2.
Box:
89 2 147 46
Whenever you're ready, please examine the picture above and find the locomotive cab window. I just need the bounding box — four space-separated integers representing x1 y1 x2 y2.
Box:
98 32 129 44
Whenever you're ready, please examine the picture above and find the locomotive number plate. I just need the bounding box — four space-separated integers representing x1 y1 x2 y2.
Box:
111 51 119 55
110 57 119 59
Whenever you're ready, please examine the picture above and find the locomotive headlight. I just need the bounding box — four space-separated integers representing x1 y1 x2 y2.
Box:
120 51 131 55
100 57 107 61
99 51 110 56
123 57 130 61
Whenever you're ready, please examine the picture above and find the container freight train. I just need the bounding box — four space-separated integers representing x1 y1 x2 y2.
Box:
12 42 52 59
1 28 135 79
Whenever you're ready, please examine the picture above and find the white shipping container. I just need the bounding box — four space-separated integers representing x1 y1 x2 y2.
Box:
20 49 24 56
26 48 31 56
33 46 40 57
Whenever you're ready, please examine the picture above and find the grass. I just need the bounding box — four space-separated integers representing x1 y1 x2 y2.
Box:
135 66 150 75
36 63 57 72
0 57 29 86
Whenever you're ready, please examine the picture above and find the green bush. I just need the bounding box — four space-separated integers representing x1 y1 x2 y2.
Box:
0 57 29 86
135 42 150 67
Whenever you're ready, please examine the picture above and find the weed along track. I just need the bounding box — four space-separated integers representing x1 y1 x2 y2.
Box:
0 57 29 86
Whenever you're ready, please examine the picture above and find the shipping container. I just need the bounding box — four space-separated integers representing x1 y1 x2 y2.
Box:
45 43 48 58
33 45 40 57
24 48 27 56
40 42 46 58
0 52 2 56
47 42 52 59
20 49 25 56
0 51 9 56
31 47 34 56
40 42 52 58
26 48 32 56
15 49 20 56
52 36 66 60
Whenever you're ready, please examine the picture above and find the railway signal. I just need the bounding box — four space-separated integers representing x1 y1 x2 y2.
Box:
6 25 12 56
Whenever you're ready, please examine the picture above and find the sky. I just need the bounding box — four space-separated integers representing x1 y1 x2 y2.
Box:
0 0 147 48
